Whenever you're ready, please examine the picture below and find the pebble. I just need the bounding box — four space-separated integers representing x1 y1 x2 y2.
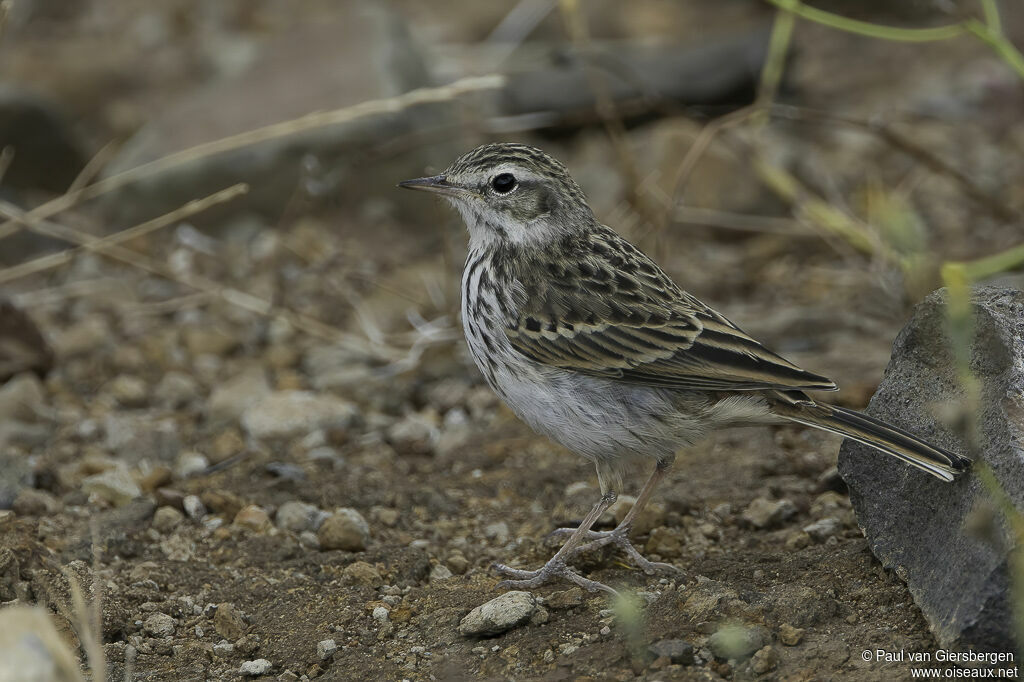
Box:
142 612 176 637
318 508 370 551
152 506 184 533
385 414 436 455
708 625 770 661
234 505 272 533
0 373 45 422
241 390 358 440
484 521 509 545
751 645 779 673
275 500 325 533
212 640 234 657
648 639 695 665
429 564 453 582
803 517 841 543
153 371 199 408
343 561 382 586
107 375 148 408
183 495 206 521
207 367 271 423
213 602 248 641
317 639 338 661
741 498 797 529
779 623 805 646
458 591 536 637
239 659 272 676
372 606 390 623
445 552 469 575
174 451 209 478
11 488 60 516
82 468 141 506
545 587 584 610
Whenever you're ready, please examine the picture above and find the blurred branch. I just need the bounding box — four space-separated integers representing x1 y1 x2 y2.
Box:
0 75 507 238
673 205 810 235
0 184 248 285
769 105 1021 224
66 139 121 194
558 0 656 230
751 154 892 259
0 146 13 185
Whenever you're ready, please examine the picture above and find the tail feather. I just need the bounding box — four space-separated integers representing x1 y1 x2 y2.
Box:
773 401 971 482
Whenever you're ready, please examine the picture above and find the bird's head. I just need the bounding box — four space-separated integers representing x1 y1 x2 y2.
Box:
399 143 595 249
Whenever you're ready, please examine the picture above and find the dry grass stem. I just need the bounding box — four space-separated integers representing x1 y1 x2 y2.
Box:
0 74 506 238
0 183 249 285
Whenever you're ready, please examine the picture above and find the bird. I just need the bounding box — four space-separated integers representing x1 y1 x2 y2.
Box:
399 142 970 594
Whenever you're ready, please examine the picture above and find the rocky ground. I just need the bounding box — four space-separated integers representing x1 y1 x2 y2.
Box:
1 1 1023 681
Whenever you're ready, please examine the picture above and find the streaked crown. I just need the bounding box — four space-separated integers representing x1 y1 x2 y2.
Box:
400 143 596 248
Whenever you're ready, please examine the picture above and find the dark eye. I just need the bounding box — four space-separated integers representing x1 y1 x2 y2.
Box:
491 172 517 194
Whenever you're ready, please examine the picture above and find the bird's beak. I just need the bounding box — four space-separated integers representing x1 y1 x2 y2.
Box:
397 174 475 198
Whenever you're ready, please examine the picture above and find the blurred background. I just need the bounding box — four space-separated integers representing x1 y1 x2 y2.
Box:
0 1 1022 680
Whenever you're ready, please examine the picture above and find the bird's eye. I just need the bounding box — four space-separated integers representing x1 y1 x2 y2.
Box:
491 173 517 194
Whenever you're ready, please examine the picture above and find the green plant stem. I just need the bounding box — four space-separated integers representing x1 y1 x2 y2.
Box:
966 19 1024 79
762 0 965 42
949 242 1024 283
758 0 797 111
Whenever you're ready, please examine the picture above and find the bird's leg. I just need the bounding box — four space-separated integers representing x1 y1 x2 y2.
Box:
554 457 680 576
494 490 619 594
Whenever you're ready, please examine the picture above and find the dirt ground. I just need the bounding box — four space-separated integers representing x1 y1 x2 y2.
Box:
1 2 1023 681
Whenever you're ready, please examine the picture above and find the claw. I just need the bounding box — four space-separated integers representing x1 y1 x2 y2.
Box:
493 560 618 595
564 525 683 577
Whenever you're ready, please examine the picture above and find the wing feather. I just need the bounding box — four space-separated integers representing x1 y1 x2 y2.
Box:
504 227 837 393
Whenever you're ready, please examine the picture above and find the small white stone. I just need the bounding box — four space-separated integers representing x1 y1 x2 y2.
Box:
239 658 272 676
372 606 390 623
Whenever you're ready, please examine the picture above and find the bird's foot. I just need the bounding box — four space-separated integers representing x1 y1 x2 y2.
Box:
550 525 681 576
493 558 618 595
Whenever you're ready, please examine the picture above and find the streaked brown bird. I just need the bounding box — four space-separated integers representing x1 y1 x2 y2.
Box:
400 142 969 594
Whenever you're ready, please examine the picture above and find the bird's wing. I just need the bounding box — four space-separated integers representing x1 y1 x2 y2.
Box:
504 228 837 393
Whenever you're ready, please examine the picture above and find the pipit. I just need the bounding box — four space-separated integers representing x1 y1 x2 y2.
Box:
400 142 970 594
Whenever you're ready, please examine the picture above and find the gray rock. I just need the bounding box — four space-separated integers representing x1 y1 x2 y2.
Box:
458 591 536 637
648 639 695 665
317 508 370 551
241 391 358 441
316 639 338 661
838 287 1024 650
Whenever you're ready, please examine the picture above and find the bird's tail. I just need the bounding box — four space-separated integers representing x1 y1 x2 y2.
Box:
772 400 971 482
